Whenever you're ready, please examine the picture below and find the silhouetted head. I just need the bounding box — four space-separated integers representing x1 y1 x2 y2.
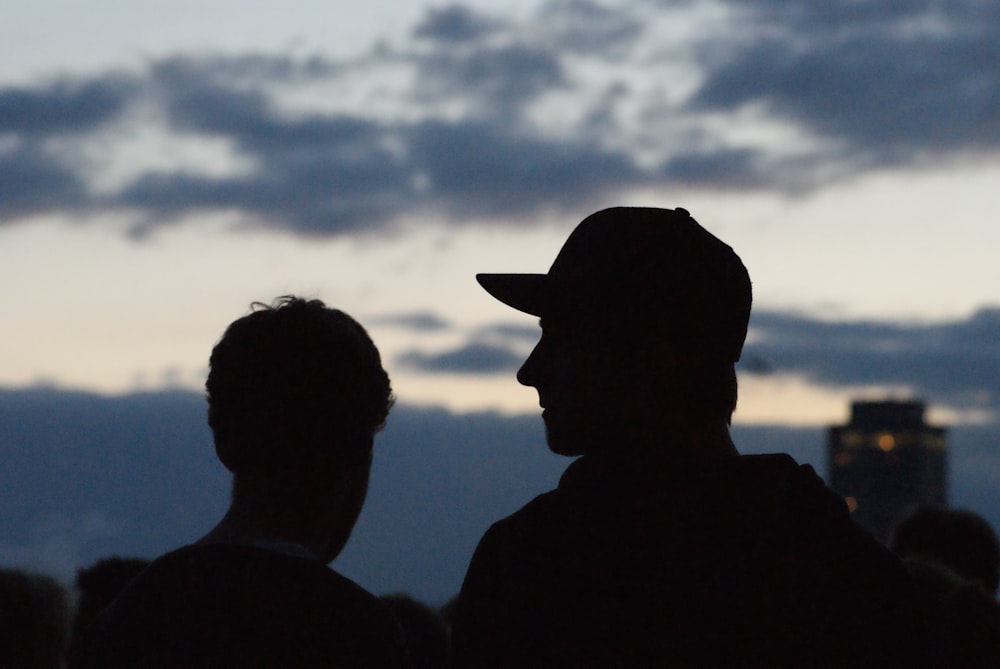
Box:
891 505 1000 595
478 207 751 456
206 296 393 559
69 556 150 667
73 556 150 615
0 568 70 669
380 593 451 669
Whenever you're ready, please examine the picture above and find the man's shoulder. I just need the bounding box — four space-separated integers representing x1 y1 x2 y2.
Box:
133 542 390 615
481 451 832 531
112 543 374 603
730 453 844 512
474 487 565 556
80 543 405 668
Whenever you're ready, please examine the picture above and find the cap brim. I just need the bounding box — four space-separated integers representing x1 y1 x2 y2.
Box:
476 273 546 317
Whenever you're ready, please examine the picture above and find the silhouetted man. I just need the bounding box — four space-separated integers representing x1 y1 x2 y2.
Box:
0 567 70 669
892 505 1000 596
79 297 408 668
452 208 929 668
891 507 1000 666
69 556 150 668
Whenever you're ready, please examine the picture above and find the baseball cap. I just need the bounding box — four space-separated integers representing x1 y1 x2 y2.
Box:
476 207 751 362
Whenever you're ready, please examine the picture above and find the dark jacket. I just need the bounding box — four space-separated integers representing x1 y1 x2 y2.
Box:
78 543 408 669
453 450 930 668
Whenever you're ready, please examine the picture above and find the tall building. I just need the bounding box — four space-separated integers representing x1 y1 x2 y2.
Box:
828 400 947 543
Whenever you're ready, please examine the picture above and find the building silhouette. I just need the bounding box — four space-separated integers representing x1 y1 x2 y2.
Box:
828 400 947 543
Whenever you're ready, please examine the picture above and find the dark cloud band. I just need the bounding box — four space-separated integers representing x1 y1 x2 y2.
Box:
1 0 999 232
743 307 1000 414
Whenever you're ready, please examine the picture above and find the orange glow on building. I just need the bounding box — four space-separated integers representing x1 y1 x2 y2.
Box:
833 452 854 467
877 433 896 452
828 400 947 543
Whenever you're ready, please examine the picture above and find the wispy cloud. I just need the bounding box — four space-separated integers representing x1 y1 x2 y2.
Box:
743 307 1000 413
0 77 133 135
691 0 1000 165
395 306 1000 418
2 0 998 234
474 322 541 342
0 145 87 218
393 317 540 373
370 311 453 332
397 342 526 374
412 4 509 43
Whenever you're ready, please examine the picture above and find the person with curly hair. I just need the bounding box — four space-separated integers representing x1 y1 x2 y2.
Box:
78 296 406 668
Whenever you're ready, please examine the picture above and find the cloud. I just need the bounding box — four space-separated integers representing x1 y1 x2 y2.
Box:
661 147 767 188
412 5 507 43
391 320 538 375
475 322 541 342
743 307 1000 413
0 77 133 136
112 112 642 235
538 0 644 56
721 0 1000 35
397 342 525 374
403 119 644 219
2 1 1000 233
4 49 640 234
409 0 648 51
692 0 1000 163
370 311 453 333
116 58 415 235
0 144 87 219
395 307 1000 407
414 42 567 113
393 315 544 374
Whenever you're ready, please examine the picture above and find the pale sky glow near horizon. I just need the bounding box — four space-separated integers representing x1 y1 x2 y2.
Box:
4 167 998 424
3 0 1000 427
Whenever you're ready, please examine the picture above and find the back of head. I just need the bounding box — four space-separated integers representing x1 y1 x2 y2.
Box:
891 505 1000 595
380 593 451 669
206 296 393 481
74 556 150 617
70 556 150 664
0 568 70 669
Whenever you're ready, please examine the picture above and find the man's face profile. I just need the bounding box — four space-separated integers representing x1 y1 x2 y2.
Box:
517 319 624 457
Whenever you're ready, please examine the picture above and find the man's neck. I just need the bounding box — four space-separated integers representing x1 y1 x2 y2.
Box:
196 490 332 562
616 418 738 460
679 421 739 459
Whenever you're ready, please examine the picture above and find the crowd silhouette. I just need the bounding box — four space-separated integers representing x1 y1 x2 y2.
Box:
3 207 1000 668
0 567 70 669
889 505 1000 666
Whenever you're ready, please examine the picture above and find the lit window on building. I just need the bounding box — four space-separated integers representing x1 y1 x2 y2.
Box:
922 435 946 450
842 432 863 448
828 400 948 543
833 452 854 467
877 433 896 452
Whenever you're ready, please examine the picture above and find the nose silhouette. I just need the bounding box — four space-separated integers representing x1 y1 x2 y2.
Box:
517 340 542 388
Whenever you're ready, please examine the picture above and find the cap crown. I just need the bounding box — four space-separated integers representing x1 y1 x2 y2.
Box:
480 207 751 362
